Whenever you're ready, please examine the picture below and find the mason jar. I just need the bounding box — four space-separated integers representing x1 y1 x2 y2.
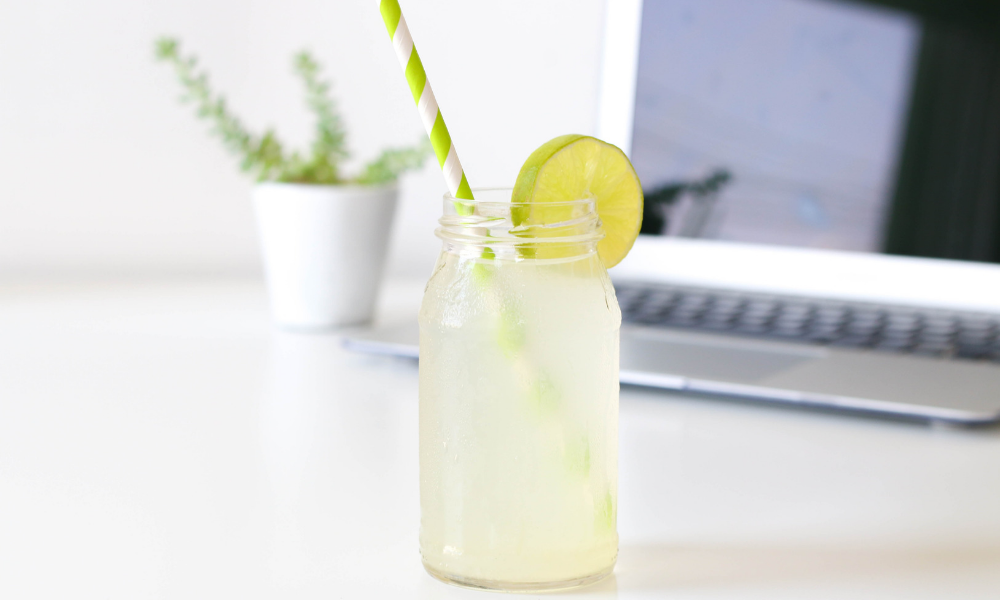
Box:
418 188 621 591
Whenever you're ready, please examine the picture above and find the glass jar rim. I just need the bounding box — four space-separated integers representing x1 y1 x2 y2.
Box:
444 187 598 214
437 187 604 258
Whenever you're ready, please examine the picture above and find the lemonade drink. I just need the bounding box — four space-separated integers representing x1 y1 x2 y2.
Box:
375 1 641 588
419 190 621 590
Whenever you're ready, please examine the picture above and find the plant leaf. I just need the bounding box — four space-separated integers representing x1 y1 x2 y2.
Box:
356 138 432 185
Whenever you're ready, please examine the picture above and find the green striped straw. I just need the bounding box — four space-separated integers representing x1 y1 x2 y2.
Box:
379 0 474 202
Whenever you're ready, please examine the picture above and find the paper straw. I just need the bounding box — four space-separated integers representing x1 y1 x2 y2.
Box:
379 0 474 201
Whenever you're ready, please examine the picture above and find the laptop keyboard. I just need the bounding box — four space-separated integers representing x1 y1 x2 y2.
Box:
615 282 1000 363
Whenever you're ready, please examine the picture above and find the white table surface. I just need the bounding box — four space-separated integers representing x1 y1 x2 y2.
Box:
1 278 998 599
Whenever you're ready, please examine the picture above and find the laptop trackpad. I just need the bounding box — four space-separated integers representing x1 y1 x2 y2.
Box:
621 326 824 383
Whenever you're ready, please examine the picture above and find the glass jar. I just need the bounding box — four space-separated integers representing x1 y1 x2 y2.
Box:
418 188 621 591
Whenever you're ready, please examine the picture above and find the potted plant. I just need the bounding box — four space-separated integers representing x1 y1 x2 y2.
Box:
154 38 429 330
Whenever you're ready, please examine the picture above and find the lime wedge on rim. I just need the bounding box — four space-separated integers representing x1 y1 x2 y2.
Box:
512 134 643 268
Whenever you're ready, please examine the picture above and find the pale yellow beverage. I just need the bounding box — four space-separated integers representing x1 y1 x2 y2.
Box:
418 190 621 591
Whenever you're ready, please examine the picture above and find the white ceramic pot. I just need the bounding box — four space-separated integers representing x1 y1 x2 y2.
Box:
252 182 398 330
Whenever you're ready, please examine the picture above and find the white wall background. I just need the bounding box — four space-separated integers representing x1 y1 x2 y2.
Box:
0 0 608 280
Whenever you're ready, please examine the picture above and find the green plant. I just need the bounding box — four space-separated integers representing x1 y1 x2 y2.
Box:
154 37 430 185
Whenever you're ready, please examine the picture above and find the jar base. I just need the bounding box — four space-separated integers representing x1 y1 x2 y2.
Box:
422 560 615 593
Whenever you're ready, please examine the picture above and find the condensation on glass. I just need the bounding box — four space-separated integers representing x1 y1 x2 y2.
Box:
418 188 621 592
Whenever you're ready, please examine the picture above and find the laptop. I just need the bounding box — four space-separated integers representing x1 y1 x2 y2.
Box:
345 0 1000 425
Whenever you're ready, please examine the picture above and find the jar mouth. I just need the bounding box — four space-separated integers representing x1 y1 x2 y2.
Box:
437 188 604 259
444 187 599 214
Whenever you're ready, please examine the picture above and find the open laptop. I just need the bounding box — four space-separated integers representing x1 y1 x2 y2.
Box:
346 0 1000 425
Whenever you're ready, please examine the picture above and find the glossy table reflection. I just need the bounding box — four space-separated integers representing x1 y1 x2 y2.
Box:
0 278 998 599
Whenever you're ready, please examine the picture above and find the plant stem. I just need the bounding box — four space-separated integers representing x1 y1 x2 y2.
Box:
154 38 286 181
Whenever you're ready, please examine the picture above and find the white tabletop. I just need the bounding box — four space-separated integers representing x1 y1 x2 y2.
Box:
1 278 998 599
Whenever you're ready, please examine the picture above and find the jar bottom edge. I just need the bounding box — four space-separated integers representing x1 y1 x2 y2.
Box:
422 560 615 593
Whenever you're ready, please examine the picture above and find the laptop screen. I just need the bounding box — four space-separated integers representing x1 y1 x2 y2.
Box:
630 0 920 253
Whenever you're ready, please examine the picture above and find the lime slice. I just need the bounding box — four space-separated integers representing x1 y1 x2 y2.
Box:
512 134 643 268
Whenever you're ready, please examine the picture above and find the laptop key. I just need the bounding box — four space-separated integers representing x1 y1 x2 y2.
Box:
743 299 779 315
814 311 848 329
771 325 808 340
884 323 920 338
845 321 882 337
703 303 743 323
913 341 952 357
886 312 920 327
923 319 957 337
664 312 702 327
918 332 955 347
807 331 843 344
701 317 737 330
676 292 711 307
781 302 813 314
956 342 995 360
832 334 877 348
879 331 915 346
957 317 995 332
875 337 914 352
774 318 809 333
